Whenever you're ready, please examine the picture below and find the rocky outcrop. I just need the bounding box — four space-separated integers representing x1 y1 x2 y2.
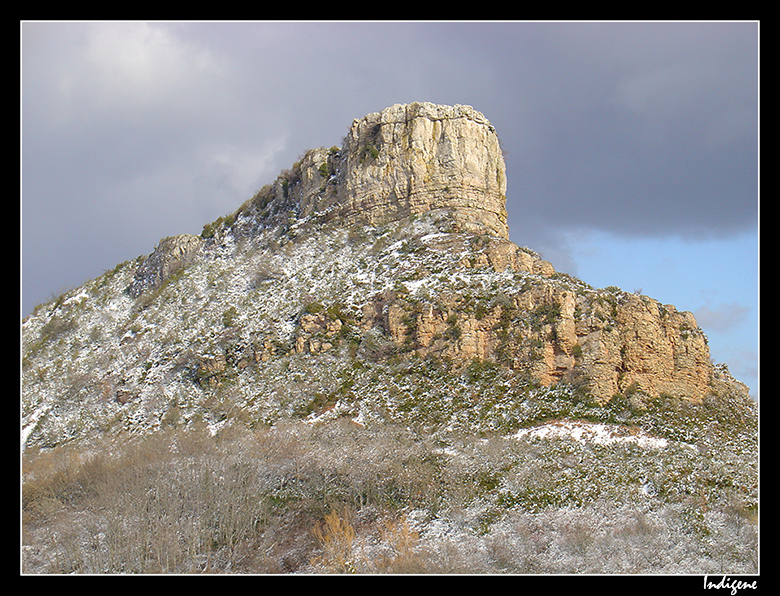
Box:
590 295 713 402
127 234 203 298
294 309 344 355
231 102 508 240
351 278 715 403
334 102 508 238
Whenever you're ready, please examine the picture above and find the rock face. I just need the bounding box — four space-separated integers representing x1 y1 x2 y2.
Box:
232 102 508 240
127 234 203 298
352 234 716 403
334 102 508 238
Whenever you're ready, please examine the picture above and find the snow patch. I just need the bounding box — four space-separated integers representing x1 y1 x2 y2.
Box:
513 420 669 450
403 279 428 295
22 403 50 447
63 291 89 306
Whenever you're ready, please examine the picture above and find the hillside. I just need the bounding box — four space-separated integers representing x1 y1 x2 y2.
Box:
21 103 757 574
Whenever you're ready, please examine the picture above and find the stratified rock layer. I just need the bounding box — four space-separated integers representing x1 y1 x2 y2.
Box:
335 103 508 238
233 102 508 240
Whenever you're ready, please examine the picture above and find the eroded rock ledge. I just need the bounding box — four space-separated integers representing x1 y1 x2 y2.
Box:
127 234 203 298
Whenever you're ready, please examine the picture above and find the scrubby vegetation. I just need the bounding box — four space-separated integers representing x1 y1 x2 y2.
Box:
22 373 757 574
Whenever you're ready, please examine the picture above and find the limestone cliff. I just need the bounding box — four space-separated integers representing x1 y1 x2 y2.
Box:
292 231 716 404
230 102 508 240
336 102 508 238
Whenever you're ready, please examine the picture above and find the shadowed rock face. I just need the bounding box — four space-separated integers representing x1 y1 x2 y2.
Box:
127 234 203 298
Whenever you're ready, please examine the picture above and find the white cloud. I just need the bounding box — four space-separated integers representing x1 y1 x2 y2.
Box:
47 22 225 125
88 23 214 100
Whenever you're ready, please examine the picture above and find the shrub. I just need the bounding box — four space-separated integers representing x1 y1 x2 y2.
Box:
222 306 238 328
303 301 325 315
311 508 358 573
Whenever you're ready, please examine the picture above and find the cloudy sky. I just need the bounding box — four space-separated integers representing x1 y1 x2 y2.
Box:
21 21 759 395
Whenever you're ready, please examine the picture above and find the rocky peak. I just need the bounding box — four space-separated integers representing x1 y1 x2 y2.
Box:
230 102 508 240
336 102 508 237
